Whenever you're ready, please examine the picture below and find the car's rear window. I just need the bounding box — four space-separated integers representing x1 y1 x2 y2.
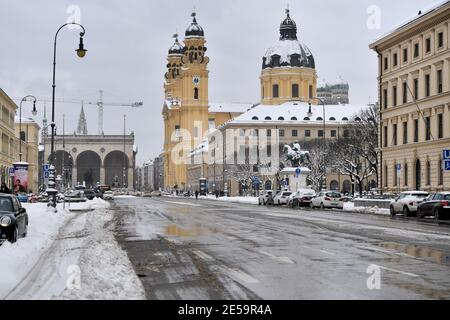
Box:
444 195 450 201
326 192 342 198
412 193 428 198
0 197 13 211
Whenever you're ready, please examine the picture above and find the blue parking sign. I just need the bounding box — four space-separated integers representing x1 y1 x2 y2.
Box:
43 164 50 172
443 150 450 160
44 171 50 179
444 160 450 171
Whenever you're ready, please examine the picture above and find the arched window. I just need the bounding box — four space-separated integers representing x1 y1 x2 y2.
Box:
329 117 336 121
194 88 199 100
342 117 349 121
303 117 310 121
291 117 298 121
20 131 26 142
316 117 323 121
330 180 339 191
355 117 362 121
252 116 259 121
278 117 285 121
265 116 272 121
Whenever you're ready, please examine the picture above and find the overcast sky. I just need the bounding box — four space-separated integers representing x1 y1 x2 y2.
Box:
0 0 434 164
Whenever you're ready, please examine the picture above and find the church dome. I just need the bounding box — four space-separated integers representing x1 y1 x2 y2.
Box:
185 12 204 37
168 34 184 55
262 10 315 70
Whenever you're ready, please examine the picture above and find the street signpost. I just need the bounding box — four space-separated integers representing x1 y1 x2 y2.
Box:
9 167 15 177
295 168 301 178
396 164 401 194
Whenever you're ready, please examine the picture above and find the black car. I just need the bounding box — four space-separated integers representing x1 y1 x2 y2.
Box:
417 192 450 220
0 194 28 244
83 189 96 200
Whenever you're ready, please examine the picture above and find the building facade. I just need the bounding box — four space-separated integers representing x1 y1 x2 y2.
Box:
317 77 350 105
370 1 450 193
161 14 252 191
0 88 18 189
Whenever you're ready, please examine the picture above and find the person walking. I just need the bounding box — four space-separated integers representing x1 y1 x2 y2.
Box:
0 182 11 194
195 190 199 200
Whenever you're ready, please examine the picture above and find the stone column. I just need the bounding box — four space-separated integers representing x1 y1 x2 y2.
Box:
128 168 134 190
72 166 77 187
100 166 105 185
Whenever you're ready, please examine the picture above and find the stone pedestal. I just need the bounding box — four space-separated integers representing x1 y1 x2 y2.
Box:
280 167 311 191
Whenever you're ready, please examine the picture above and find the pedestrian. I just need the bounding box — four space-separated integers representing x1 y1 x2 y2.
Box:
215 190 219 199
195 190 199 200
0 182 11 194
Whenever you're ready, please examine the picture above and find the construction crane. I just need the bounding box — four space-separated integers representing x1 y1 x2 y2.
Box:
15 89 143 135
88 90 143 135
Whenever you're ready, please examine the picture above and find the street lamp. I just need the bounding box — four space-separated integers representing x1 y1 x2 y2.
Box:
18 95 37 162
309 97 327 191
48 22 87 208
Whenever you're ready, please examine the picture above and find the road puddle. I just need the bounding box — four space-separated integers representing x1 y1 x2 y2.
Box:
165 224 219 238
377 242 450 265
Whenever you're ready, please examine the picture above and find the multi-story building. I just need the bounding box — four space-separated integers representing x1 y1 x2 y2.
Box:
0 88 18 189
153 154 164 191
370 1 450 192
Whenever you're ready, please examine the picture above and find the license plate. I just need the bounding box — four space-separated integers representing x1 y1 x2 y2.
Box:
331 202 338 206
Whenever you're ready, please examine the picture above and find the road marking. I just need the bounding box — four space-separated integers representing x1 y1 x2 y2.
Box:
302 245 335 256
192 250 215 262
221 266 260 284
256 249 295 264
378 265 419 278
162 200 202 207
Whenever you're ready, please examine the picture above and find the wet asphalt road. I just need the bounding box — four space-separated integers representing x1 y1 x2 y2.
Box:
113 196 450 300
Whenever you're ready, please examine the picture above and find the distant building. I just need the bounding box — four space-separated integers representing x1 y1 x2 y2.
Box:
317 77 350 105
153 155 164 191
369 1 450 192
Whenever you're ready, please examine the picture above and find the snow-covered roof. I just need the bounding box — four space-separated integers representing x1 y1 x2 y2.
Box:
15 116 37 124
209 102 254 114
223 101 369 126
263 39 315 69
370 0 450 46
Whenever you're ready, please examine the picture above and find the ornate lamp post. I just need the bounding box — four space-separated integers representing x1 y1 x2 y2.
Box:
18 95 38 162
47 22 87 208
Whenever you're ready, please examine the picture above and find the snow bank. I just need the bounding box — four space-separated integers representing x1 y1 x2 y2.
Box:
203 195 259 205
343 202 390 216
0 203 68 298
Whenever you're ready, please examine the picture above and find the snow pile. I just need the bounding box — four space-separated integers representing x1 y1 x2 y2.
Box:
0 203 67 298
343 202 390 216
203 195 259 205
114 195 137 199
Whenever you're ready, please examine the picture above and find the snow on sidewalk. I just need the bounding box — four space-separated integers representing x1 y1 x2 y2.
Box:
0 198 145 300
343 202 390 216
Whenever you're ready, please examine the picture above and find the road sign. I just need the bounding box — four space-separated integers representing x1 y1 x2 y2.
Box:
396 164 401 172
9 167 14 177
44 171 50 179
444 160 450 171
295 168 301 177
43 164 50 172
443 150 450 160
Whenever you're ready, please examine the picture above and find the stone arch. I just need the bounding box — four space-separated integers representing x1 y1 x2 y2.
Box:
264 180 273 190
104 151 129 188
342 180 351 193
330 180 339 191
49 150 73 180
76 151 101 188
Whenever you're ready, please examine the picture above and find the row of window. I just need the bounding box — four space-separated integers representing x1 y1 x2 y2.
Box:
1 105 15 129
383 30 446 71
384 158 445 188
383 113 445 147
239 128 346 139
263 84 313 100
382 68 445 109
251 116 353 121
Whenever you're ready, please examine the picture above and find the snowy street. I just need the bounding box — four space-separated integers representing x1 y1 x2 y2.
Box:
0 199 145 300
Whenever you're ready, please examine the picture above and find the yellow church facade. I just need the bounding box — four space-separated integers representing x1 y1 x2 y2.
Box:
162 10 320 190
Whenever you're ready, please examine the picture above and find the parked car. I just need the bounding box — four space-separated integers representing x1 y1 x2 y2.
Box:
311 191 344 210
274 191 293 206
417 192 450 220
0 194 28 244
103 191 115 201
143 192 152 198
184 191 192 197
83 189 96 200
288 189 316 208
258 190 274 205
64 190 86 203
151 191 162 197
389 191 429 217
16 193 29 203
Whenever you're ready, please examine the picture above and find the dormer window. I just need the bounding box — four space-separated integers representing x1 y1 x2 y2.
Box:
252 116 259 120
342 117 349 121
316 117 323 121
271 55 281 67
329 117 336 121
303 117 310 121
291 117 298 121
265 116 272 120
278 117 285 121
290 54 300 67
